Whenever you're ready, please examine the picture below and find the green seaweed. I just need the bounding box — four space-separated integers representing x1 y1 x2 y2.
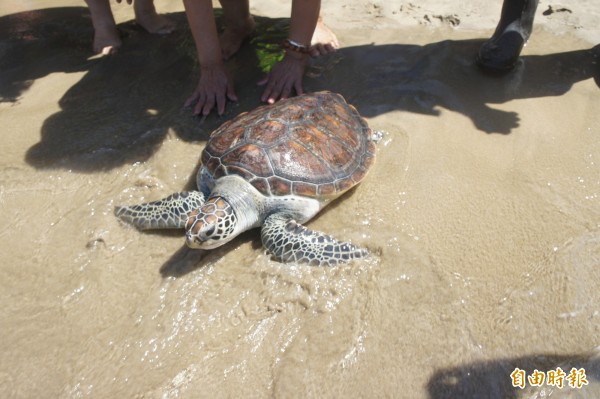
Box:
250 19 289 73
177 12 291 73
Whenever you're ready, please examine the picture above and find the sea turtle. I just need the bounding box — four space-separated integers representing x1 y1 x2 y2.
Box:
115 91 377 266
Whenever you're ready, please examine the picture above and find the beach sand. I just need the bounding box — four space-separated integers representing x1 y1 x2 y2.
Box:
1 0 599 397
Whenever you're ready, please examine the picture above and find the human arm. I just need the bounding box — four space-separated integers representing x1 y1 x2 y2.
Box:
258 0 321 104
183 0 238 115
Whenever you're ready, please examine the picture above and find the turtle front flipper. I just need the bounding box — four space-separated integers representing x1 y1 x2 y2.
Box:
115 191 205 230
261 213 368 266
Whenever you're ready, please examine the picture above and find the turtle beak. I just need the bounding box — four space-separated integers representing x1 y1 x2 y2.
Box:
185 231 202 249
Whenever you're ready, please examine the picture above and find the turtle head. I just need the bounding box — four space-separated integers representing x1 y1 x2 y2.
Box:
185 197 238 249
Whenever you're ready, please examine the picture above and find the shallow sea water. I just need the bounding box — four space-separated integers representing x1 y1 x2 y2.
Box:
1 2 599 398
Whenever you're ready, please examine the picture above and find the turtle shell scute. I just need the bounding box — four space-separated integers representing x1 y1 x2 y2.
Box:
202 91 375 199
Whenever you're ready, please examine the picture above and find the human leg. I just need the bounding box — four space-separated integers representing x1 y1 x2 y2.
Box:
477 0 539 72
218 0 256 60
133 0 175 34
85 0 121 54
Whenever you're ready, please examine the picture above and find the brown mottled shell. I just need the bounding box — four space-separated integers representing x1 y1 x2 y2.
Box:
201 91 375 200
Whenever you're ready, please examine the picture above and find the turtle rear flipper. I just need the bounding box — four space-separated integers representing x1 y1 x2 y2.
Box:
261 213 368 266
115 191 206 230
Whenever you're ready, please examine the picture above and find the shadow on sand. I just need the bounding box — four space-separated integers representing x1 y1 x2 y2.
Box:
157 230 259 278
1 7 598 172
427 351 600 398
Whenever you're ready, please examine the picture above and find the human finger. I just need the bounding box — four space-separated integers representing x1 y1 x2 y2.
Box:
201 94 216 116
193 92 207 115
293 80 304 97
257 74 269 86
261 79 282 104
324 43 336 54
278 80 294 101
309 44 324 57
226 84 238 102
184 91 200 108
215 91 227 116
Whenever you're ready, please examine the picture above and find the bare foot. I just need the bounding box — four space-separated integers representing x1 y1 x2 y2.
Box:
135 13 175 34
85 0 121 55
93 24 122 55
219 16 256 60
309 18 339 57
134 0 175 34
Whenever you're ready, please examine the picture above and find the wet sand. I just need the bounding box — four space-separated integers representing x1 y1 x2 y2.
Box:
1 1 599 398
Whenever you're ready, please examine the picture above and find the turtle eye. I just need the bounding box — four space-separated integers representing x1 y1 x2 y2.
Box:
204 225 216 237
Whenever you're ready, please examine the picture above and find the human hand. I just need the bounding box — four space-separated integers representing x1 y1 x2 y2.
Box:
258 53 308 104
308 19 339 57
308 42 337 57
185 65 238 116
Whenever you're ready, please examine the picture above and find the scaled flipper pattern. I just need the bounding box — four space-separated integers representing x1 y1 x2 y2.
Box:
261 213 368 266
115 191 206 230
